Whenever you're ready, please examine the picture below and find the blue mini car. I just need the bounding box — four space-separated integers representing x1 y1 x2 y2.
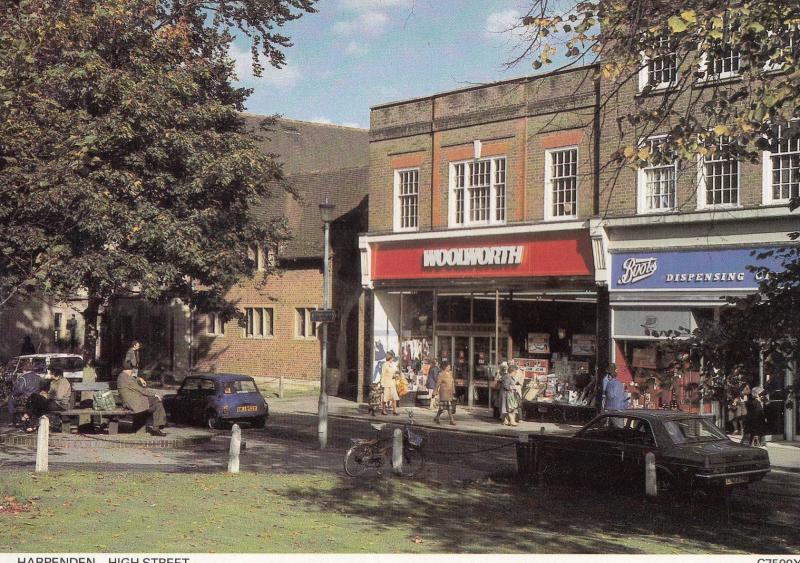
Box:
163 373 269 429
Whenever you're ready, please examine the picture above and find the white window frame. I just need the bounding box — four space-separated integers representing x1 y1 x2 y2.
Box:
207 313 225 337
697 138 741 210
295 307 318 339
637 38 678 92
698 47 741 82
248 244 266 272
447 156 507 228
544 147 579 221
762 124 800 205
637 137 678 214
243 307 274 338
393 168 420 232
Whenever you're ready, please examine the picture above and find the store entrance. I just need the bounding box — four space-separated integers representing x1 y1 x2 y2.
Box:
436 332 509 405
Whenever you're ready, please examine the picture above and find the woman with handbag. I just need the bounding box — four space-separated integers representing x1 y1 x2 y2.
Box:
380 351 400 416
500 364 522 426
433 362 456 425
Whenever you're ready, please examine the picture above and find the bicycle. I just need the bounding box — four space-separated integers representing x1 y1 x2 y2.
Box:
344 411 426 477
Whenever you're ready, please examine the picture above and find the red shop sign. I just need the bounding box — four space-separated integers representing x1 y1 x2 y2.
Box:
371 231 593 281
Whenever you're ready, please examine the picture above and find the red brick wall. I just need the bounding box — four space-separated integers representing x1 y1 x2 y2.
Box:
194 265 323 380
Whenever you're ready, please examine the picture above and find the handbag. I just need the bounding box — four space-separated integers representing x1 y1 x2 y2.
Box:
396 377 409 397
92 389 116 411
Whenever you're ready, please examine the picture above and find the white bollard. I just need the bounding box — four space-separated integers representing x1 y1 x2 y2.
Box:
645 452 657 498
35 416 49 473
228 424 241 474
278 376 284 399
392 428 403 475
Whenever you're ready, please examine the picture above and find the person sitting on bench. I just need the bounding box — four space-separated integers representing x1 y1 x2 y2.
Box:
24 367 71 432
9 360 43 427
117 368 167 436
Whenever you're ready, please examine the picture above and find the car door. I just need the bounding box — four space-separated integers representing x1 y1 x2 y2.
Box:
173 377 200 422
572 415 629 485
197 378 217 419
618 417 658 484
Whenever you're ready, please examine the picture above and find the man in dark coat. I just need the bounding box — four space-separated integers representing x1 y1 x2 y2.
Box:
744 386 768 447
117 368 166 436
123 340 142 374
9 360 42 425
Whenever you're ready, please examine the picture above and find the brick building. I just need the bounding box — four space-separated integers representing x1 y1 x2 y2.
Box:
359 59 797 440
358 67 604 407
105 117 369 393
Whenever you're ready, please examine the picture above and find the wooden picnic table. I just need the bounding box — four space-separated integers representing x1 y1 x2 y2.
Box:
58 407 140 435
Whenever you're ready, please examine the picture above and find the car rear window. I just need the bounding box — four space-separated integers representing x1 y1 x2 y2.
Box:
223 380 259 394
664 418 727 444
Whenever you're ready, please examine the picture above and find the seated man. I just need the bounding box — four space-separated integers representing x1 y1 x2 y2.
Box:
117 369 166 436
25 367 71 431
9 360 43 426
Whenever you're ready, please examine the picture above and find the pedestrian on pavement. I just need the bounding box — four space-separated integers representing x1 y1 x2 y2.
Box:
603 366 628 412
743 386 768 447
20 335 35 356
728 383 747 435
600 364 614 410
425 358 440 411
380 351 400 416
500 364 522 426
123 340 142 376
117 368 167 436
433 362 456 426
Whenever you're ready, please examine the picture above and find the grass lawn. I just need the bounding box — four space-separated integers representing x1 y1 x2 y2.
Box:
1 470 798 553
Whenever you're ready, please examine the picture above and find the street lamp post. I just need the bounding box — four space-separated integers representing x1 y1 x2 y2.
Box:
318 198 336 449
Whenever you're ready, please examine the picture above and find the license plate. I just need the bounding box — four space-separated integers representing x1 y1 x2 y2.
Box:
237 405 258 412
725 475 748 485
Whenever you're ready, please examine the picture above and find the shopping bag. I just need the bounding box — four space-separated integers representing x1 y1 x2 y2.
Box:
92 390 116 411
396 377 409 397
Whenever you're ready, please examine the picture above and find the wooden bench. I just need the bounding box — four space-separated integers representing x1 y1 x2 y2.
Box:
57 408 141 435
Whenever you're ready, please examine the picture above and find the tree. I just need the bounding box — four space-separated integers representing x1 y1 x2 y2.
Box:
0 0 316 362
517 0 800 397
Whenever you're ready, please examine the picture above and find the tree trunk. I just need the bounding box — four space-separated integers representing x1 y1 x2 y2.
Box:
82 294 102 365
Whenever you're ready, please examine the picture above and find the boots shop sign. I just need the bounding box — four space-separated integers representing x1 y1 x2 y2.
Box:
370 232 594 281
611 247 790 291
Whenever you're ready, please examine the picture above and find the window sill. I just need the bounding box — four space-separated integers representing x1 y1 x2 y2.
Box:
636 208 679 216
294 336 319 341
696 204 742 211
693 74 742 88
393 227 420 234
544 215 578 222
206 334 225 338
448 221 507 229
244 335 275 340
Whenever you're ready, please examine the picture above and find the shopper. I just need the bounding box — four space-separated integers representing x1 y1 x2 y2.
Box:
24 367 71 432
433 362 456 425
603 367 628 411
380 351 400 416
500 364 522 426
743 386 768 447
727 384 747 435
425 359 441 410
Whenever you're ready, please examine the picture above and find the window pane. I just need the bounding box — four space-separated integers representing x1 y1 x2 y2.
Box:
468 160 490 222
494 158 506 222
771 127 800 201
454 163 465 224
550 149 578 217
704 139 739 205
398 169 419 229
648 37 677 86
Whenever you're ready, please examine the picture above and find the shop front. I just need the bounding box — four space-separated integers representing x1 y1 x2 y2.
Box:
609 246 796 438
361 228 601 409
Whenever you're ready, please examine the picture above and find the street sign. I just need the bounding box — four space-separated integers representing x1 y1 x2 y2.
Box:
311 309 337 323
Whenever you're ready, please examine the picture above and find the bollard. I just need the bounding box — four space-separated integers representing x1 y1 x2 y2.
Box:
228 424 241 474
645 452 657 498
391 428 403 475
278 376 284 399
35 416 49 473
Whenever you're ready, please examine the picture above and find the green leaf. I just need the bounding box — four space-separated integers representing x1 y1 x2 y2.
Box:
667 16 687 33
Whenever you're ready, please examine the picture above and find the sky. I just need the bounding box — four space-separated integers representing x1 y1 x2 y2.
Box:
231 0 562 129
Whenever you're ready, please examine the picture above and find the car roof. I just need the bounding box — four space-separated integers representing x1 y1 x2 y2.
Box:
186 373 256 382
14 354 83 360
599 410 709 421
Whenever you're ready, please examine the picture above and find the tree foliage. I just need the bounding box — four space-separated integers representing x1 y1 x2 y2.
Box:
0 0 316 357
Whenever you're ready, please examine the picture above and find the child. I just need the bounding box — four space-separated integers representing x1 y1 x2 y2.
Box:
367 383 383 417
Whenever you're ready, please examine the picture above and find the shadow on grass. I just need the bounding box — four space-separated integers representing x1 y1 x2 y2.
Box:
273 470 800 554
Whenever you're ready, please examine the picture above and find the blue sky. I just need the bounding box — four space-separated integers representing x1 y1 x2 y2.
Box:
231 0 554 128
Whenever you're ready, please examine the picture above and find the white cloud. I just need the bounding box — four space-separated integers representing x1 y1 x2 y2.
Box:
310 117 363 128
344 40 367 55
485 9 526 41
229 43 300 88
333 11 389 37
340 0 414 12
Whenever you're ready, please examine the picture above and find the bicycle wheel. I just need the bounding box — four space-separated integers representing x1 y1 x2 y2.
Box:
344 443 371 477
401 446 425 477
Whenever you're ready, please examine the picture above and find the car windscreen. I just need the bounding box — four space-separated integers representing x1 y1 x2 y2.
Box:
663 418 728 444
49 357 84 372
223 380 259 394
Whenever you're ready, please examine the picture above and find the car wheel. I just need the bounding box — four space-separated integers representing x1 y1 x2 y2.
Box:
251 416 266 429
206 410 223 430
